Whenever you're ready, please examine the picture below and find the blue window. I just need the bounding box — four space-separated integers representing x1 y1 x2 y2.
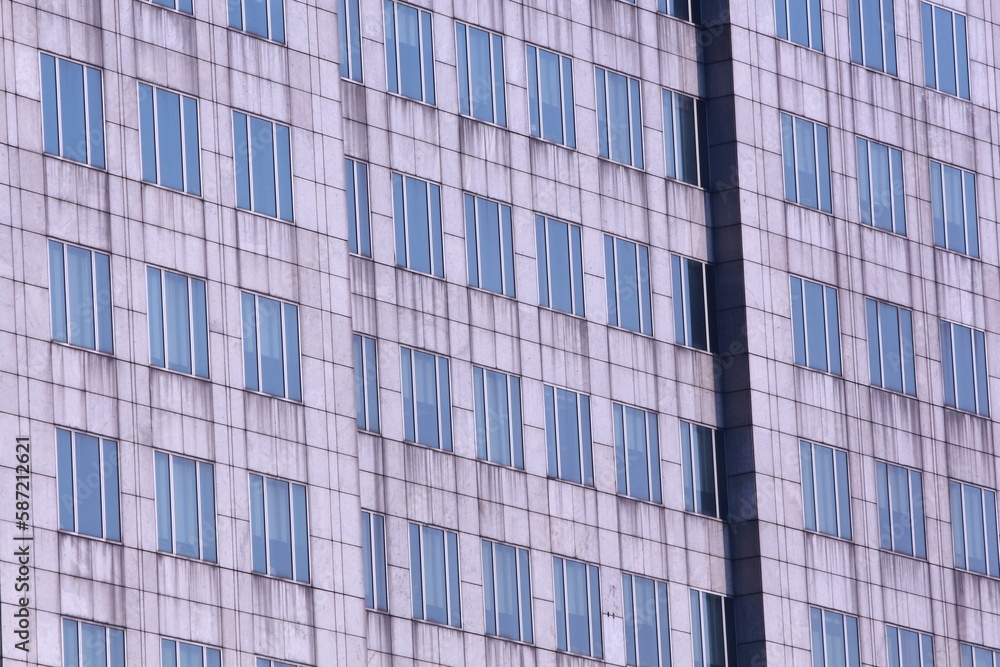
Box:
866 299 916 396
856 137 905 234
544 385 593 485
161 639 221 667
353 334 380 432
339 0 363 82
526 45 575 147
384 0 435 104
241 292 301 401
155 452 217 562
147 268 209 377
662 89 704 186
690 590 729 667
962 644 1000 667
930 161 978 257
62 619 125 667
250 473 310 583
536 215 584 316
775 0 823 50
781 113 832 212
790 276 841 374
233 111 293 221
465 194 515 296
921 2 970 99
887 626 933 666
810 608 860 667
553 557 602 658
606 235 652 335
401 347 452 450
614 403 661 503
950 480 1000 577
800 440 852 540
393 173 444 277
410 523 461 627
941 321 989 416
849 0 897 73
660 0 700 23
228 0 285 43
596 67 643 168
681 421 723 519
673 255 715 351
40 53 105 167
623 574 670 667
474 367 523 468
362 511 388 611
456 23 506 125
876 461 926 558
139 83 200 195
49 240 113 354
482 540 532 642
57 428 120 541
345 158 371 256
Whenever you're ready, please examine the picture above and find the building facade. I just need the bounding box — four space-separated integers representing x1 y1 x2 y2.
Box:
0 0 998 665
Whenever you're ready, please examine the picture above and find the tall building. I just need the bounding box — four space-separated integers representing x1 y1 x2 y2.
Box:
1 0 997 665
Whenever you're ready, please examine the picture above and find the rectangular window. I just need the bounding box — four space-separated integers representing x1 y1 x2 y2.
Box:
887 626 933 666
401 347 452 450
526 45 575 147
849 0 897 73
160 639 222 667
392 173 444 277
57 428 120 541
409 523 462 627
536 215 585 316
790 276 841 374
147 268 209 377
690 590 729 667
49 240 113 354
456 23 506 125
941 321 989 416
250 473 310 583
962 645 1000 667
950 480 1000 577
353 334 380 432
228 0 285 43
614 403 661 503
856 137 905 234
384 0 435 104
866 299 916 396
662 89 704 186
62 619 125 667
40 53 105 167
596 67 643 168
474 367 523 468
606 235 652 335
233 111 293 222
930 161 978 257
465 194 515 296
681 421 724 519
553 557 602 658
139 83 201 195
775 0 823 50
800 440 852 540
339 0 363 82
780 113 832 212
482 540 532 642
810 608 860 667
622 574 670 667
241 292 301 401
876 461 926 558
672 255 715 351
145 0 193 13
155 452 217 562
345 158 371 256
659 0 700 23
544 385 593 485
362 511 388 611
921 2 970 99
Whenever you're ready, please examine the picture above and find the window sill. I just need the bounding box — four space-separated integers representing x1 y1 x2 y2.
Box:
527 134 578 152
404 438 453 454
457 112 508 131
682 508 724 522
615 493 663 507
136 0 194 18
409 616 463 631
674 341 715 356
57 530 122 545
235 206 295 226
349 251 374 260
538 304 587 321
150 364 211 382
664 174 704 190
467 284 517 301
782 198 833 216
870 385 917 400
140 178 204 201
156 549 217 565
51 340 115 358
924 85 971 103
250 570 311 586
849 61 899 78
242 388 304 405
357 427 382 436
943 405 990 420
857 220 906 238
385 90 437 109
546 475 596 490
877 547 928 563
607 323 655 339
226 26 286 47
341 74 365 85
802 528 854 544
774 36 824 53
597 155 645 173
394 264 446 282
43 152 108 174
476 458 526 473
933 244 981 262
791 362 843 378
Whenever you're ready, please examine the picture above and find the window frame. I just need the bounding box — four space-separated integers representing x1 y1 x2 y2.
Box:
553 556 603 658
536 215 585 317
930 160 979 258
392 172 445 277
56 427 121 542
40 52 106 168
240 291 302 401
232 110 294 222
525 44 576 148
672 253 716 352
154 451 217 562
886 625 934 666
856 136 906 235
690 588 731 667
228 0 286 43
595 66 644 169
160 638 222 667
789 275 841 374
474 365 524 469
875 460 927 559
866 298 917 396
614 402 662 504
249 472 311 583
921 1 970 100
142 0 194 14
62 618 125 667
482 539 533 643
339 0 364 82
800 440 853 540
940 319 989 416
409 522 462 627
780 112 832 212
605 234 653 336
401 345 452 451
383 0 436 104
961 643 1000 667
353 333 381 433
810 607 861 667
681 421 725 519
544 384 594 486
48 239 114 354
345 157 372 257
622 573 671 667
950 479 1000 577
455 22 507 126
659 0 701 23
775 0 823 50
465 193 516 297
362 510 388 611
146 266 210 378
662 88 706 187
848 0 898 74
138 81 202 196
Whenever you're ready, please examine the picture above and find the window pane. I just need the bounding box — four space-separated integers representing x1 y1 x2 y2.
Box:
66 246 95 349
258 297 285 397
173 457 200 557
74 434 103 537
266 478 293 578
164 271 192 374
566 560 590 655
250 117 277 217
422 527 447 624
156 88 184 191
59 59 87 163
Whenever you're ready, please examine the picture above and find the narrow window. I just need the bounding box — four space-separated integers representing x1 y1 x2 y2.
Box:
865 298 916 396
930 161 978 257
353 334 380 432
662 89 705 186
876 461 926 558
941 320 989 416
681 421 725 519
672 255 716 351
856 137 905 234
921 2 970 99
690 589 730 667
345 158 372 256
362 511 388 611
950 480 1000 577
623 573 670 667
339 0 363 82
